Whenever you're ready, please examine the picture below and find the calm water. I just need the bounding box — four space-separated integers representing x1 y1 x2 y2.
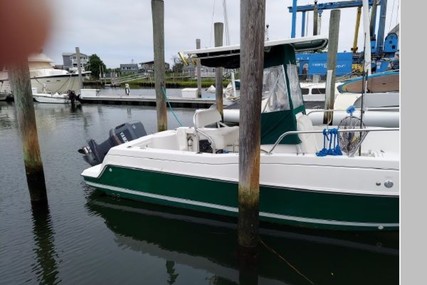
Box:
0 98 399 285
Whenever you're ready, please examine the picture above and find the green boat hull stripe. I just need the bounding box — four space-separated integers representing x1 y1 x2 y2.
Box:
86 181 237 213
86 181 398 229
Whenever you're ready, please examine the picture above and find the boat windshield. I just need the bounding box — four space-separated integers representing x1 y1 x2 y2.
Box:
287 64 304 110
262 65 289 112
261 64 304 113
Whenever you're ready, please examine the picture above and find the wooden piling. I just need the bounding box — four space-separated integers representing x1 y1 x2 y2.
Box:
238 0 265 250
8 61 48 205
214 22 224 117
151 0 167 131
313 0 319 35
323 9 340 125
196 39 202 98
75 47 83 91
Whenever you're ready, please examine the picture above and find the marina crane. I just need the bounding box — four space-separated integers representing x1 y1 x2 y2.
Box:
288 0 398 74
287 0 390 56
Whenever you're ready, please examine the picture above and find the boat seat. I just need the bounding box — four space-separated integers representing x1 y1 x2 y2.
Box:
296 113 320 154
193 108 239 152
150 131 178 150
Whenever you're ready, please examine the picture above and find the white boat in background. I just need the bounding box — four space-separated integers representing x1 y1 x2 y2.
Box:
337 70 399 94
223 77 400 127
223 93 399 128
223 80 333 106
33 92 70 104
79 36 399 232
0 53 90 96
300 81 327 101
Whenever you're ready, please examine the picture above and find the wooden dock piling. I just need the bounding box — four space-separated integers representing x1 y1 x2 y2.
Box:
323 9 340 125
76 47 83 91
214 22 224 117
8 61 48 205
238 0 265 250
313 0 319 35
151 0 167 132
196 39 202 98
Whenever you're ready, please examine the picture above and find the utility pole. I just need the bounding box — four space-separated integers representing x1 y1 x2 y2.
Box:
214 22 224 117
151 0 167 131
8 60 48 206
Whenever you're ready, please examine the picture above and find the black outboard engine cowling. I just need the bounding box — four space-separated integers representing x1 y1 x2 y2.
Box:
78 121 147 166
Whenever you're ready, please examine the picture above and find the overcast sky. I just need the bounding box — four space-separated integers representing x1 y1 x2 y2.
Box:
42 0 400 69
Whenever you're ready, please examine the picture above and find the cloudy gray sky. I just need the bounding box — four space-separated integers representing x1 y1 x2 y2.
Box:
42 0 400 69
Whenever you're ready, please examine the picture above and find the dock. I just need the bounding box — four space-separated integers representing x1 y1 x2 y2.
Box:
79 89 234 109
79 95 221 108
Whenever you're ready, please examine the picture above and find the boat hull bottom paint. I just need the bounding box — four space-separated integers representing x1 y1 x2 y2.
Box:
84 166 399 232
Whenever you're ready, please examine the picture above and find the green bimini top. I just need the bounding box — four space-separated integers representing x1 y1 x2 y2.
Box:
180 36 329 145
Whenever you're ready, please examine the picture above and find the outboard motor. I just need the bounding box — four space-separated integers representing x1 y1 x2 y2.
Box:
78 121 147 166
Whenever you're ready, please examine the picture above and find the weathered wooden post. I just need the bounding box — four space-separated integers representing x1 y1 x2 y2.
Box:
151 0 167 131
313 0 318 35
238 0 265 251
237 3 265 283
196 39 202 98
8 60 48 205
323 9 340 125
214 22 224 117
75 47 83 91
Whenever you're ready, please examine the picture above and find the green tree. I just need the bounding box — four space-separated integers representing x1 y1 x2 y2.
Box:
86 54 106 79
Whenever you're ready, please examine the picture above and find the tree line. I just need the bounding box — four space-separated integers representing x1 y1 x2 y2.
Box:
85 54 184 80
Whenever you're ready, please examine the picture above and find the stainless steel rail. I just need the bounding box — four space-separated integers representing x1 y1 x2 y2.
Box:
267 127 399 154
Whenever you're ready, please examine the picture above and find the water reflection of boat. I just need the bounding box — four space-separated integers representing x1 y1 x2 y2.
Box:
86 191 399 285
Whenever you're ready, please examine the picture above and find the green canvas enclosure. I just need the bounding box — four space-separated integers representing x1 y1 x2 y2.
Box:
260 110 300 144
194 42 320 145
